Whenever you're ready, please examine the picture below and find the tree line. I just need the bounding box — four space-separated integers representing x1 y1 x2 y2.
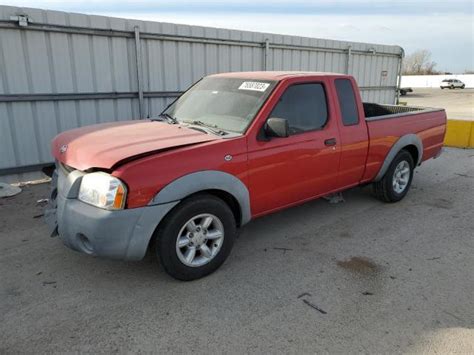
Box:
402 49 472 75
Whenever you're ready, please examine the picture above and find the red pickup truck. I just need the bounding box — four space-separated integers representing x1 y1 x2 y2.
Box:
46 72 446 280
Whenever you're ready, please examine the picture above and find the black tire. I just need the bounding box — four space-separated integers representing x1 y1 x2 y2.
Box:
372 150 414 203
450 85 454 89
155 194 236 281
461 85 465 89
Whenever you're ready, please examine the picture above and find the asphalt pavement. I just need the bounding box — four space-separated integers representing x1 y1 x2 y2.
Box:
402 88 473 120
0 148 473 353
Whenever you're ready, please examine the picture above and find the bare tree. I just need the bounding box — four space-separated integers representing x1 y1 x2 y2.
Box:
402 49 438 75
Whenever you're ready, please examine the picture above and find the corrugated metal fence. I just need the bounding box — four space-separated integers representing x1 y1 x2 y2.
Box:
0 5 403 178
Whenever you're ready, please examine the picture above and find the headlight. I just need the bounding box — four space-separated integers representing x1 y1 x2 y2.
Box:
78 172 127 210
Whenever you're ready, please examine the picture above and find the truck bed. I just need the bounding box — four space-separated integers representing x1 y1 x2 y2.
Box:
361 102 446 183
363 102 442 121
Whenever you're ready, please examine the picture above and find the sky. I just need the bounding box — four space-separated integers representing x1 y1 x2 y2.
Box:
2 0 473 73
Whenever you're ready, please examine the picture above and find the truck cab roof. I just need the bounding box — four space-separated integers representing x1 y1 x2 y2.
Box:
209 71 348 81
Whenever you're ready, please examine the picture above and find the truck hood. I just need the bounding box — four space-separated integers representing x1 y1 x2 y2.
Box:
52 120 220 171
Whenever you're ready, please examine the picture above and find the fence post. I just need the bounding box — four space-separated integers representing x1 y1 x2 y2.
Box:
395 49 404 104
134 26 145 119
346 45 352 74
263 38 270 71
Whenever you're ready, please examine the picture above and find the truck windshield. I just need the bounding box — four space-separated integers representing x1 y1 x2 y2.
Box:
163 77 277 133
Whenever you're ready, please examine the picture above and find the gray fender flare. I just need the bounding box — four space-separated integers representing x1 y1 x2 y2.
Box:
374 134 423 181
149 170 251 225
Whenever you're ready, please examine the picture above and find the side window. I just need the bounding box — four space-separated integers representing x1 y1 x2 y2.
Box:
270 83 328 134
335 78 359 126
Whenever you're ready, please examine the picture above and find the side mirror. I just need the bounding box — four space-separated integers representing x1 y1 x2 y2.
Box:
264 117 289 138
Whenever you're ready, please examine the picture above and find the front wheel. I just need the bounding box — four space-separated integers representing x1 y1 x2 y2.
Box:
373 150 414 203
155 194 236 281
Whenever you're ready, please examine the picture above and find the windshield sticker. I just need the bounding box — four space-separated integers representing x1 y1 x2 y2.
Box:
238 81 270 92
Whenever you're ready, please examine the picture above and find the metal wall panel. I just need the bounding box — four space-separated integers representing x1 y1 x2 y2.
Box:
0 5 402 177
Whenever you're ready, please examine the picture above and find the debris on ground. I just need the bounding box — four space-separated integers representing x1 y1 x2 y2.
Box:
455 173 474 179
322 192 345 204
273 247 293 254
0 182 22 198
13 177 51 188
298 293 327 314
42 281 57 286
36 198 49 205
302 299 327 314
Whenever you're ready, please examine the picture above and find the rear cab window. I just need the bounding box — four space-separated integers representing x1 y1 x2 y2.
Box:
335 78 359 126
269 83 328 135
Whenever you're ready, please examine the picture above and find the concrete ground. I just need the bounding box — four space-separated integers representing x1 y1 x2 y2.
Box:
1 148 473 353
402 88 474 120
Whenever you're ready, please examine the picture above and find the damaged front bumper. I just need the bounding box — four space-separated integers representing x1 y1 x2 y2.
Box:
44 165 177 260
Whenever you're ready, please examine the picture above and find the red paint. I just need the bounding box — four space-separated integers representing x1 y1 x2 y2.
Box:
362 111 446 183
52 72 447 214
51 120 219 171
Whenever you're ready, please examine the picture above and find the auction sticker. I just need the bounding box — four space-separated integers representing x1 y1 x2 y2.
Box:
238 81 270 92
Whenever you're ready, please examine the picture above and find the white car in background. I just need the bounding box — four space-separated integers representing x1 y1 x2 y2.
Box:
440 79 465 89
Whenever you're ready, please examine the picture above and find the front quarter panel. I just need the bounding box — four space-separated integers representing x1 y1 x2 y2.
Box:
112 136 248 209
149 170 251 225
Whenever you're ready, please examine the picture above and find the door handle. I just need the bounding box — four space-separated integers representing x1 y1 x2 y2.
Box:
324 138 337 146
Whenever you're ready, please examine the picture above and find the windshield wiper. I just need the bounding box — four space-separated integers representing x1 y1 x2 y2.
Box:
182 120 228 136
151 113 179 124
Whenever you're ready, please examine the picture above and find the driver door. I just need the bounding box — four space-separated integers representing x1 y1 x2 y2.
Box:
247 79 341 217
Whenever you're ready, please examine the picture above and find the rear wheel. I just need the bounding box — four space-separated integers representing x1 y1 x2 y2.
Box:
373 150 414 203
156 194 236 281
